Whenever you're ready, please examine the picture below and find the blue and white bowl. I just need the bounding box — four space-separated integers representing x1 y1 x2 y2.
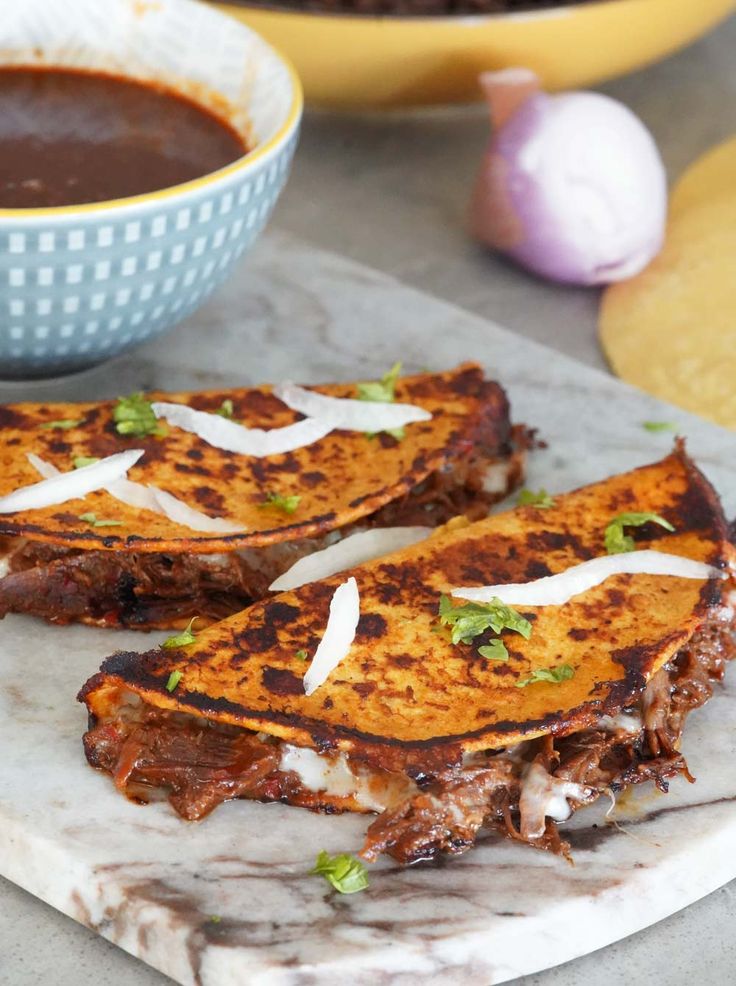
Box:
0 0 302 379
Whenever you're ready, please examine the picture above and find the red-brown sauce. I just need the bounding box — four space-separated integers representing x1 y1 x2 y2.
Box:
0 67 249 208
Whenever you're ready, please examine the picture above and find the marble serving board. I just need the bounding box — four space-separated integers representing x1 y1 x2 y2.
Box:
2 230 736 986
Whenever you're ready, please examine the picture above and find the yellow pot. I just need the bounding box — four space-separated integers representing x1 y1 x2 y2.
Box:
214 0 736 108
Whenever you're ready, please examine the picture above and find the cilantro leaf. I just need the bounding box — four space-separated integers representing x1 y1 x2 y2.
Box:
604 511 675 555
73 456 100 469
516 664 575 688
162 617 199 649
78 512 123 528
259 491 301 515
216 399 234 419
517 488 555 509
642 421 677 433
295 649 309 661
113 392 166 438
357 363 405 442
41 418 83 431
357 361 402 404
165 670 183 693
438 595 532 646
311 851 369 894
478 640 509 662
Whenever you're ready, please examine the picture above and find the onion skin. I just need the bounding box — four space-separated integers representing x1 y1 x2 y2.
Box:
470 82 668 286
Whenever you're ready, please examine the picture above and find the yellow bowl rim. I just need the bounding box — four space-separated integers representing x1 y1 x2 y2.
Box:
0 32 303 221
222 0 621 25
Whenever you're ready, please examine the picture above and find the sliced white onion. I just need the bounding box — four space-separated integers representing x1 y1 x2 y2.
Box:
106 477 163 514
303 576 360 696
148 487 245 534
27 453 242 533
0 450 144 515
151 401 334 457
29 455 161 512
451 550 722 607
274 382 432 432
270 526 432 592
26 452 59 481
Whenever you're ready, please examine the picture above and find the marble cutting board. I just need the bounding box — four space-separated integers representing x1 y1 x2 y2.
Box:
1 230 735 986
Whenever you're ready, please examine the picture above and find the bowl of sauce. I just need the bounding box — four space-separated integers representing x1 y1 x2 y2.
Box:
0 0 302 379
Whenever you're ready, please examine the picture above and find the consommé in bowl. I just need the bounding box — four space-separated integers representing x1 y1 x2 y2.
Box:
0 0 302 379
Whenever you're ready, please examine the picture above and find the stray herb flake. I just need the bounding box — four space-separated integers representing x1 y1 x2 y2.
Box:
73 456 100 469
113 392 166 438
478 640 509 662
166 670 183 693
516 664 575 688
438 595 532 646
216 399 234 419
604 511 675 555
259 491 301 515
295 649 309 661
311 851 369 895
78 512 123 529
162 617 198 649
642 421 677 433
517 488 555 509
385 427 405 442
357 362 405 442
209 915 222 924
41 418 83 431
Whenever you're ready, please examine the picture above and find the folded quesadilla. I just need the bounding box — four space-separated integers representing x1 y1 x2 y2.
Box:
0 363 524 629
80 444 735 864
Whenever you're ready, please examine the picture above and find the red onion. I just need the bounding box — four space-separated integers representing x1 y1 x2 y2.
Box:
470 70 667 286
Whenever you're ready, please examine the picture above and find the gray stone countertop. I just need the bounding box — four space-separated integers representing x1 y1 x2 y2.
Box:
3 12 736 985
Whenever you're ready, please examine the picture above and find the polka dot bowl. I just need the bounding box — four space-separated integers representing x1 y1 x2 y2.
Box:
0 0 302 379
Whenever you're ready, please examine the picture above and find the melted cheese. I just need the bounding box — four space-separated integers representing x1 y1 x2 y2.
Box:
481 460 514 494
278 744 415 812
597 712 642 735
519 761 592 839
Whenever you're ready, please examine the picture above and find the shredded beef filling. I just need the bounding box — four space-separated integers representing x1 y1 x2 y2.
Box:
0 425 527 629
82 596 736 863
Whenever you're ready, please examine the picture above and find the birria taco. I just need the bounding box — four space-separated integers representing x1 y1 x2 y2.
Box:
0 363 524 629
79 444 735 864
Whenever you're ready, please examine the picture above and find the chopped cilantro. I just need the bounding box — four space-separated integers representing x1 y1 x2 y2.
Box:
113 392 166 438
516 664 575 688
165 670 183 693
162 617 198 649
78 512 123 528
385 427 406 442
517 488 555 509
438 595 532 646
73 456 100 469
604 511 675 555
259 491 301 515
311 851 369 894
357 361 402 403
642 421 677 433
41 418 83 431
295 649 309 661
215 399 234 419
478 640 509 662
357 362 405 442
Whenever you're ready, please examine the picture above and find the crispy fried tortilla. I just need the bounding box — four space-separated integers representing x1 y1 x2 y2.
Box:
0 364 523 628
80 446 736 863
